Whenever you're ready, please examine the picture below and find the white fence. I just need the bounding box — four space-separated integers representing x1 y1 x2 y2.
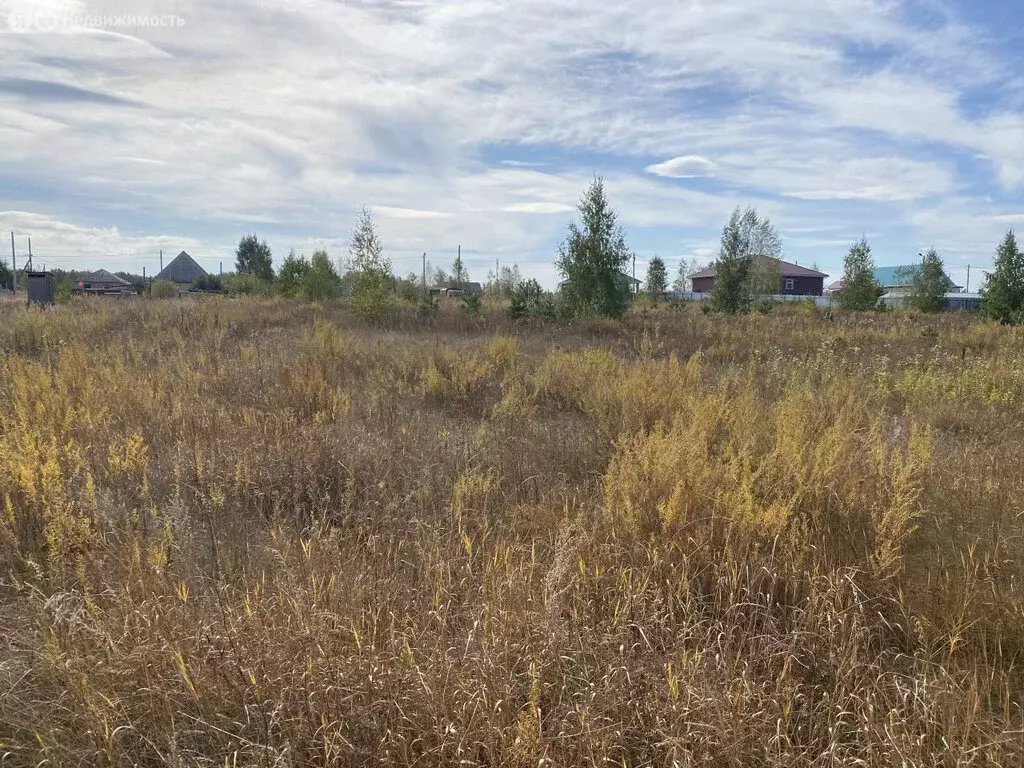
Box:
667 292 836 308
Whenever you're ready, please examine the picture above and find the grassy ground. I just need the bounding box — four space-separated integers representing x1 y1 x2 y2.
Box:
1 296 1024 766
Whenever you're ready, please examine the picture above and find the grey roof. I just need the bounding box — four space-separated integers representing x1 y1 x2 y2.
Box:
81 269 129 285
155 251 208 284
691 257 828 280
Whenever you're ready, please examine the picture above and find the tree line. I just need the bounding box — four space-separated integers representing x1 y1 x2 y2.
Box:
553 178 1024 322
10 179 1022 324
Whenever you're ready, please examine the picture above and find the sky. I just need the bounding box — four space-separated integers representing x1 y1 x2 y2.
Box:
1 0 1022 290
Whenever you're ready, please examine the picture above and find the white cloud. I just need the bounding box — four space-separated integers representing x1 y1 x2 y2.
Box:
0 0 1020 286
0 210 209 272
501 202 576 214
646 156 716 179
374 206 452 220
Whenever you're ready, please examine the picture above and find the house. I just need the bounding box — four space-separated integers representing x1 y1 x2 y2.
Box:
690 258 828 296
618 272 643 294
155 251 208 290
826 266 961 296
73 270 133 295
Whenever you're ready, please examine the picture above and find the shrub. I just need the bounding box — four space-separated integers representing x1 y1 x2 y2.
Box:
303 250 343 302
150 279 179 298
461 291 481 316
223 272 272 296
192 274 224 292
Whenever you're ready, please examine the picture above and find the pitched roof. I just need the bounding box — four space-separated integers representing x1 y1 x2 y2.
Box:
873 265 922 286
618 272 642 285
825 266 960 293
690 257 828 280
872 265 957 288
156 251 208 284
80 269 129 285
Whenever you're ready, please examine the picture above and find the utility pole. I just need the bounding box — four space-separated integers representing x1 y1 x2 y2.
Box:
632 254 637 294
160 249 163 273
422 252 427 295
9 232 16 293
26 237 33 272
966 265 971 294
219 262 223 277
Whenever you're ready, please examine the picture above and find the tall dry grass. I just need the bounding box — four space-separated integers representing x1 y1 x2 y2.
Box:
1 297 1023 766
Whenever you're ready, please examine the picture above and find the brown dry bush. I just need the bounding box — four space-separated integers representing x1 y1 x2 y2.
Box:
1 297 1024 766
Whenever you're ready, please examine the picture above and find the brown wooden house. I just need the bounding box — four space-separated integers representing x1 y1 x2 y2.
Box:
690 258 828 296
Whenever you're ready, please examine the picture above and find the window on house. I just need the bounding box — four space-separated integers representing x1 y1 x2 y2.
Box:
784 278 795 291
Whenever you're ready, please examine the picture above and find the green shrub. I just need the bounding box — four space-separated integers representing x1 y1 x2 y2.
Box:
302 251 343 303
462 292 481 317
150 280 179 299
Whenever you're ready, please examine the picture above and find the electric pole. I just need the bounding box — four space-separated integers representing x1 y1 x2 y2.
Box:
966 265 971 293
26 237 33 272
160 249 163 273
422 252 427 295
9 232 16 293
632 254 636 294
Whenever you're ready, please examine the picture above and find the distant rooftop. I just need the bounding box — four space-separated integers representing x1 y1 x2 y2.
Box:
80 269 129 285
690 257 828 279
829 266 961 293
156 251 208 284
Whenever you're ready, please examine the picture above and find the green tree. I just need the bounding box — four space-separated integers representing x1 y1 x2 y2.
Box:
303 250 342 302
672 257 702 293
277 250 310 298
645 256 668 301
0 260 12 291
908 249 949 313
837 237 880 311
981 230 1024 325
396 273 422 303
490 264 523 298
346 208 392 318
235 234 274 281
223 272 272 297
452 253 469 289
556 177 632 318
709 207 781 314
508 278 549 318
193 274 224 292
430 264 452 288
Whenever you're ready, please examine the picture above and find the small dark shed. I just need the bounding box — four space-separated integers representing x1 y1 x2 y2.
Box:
27 271 56 307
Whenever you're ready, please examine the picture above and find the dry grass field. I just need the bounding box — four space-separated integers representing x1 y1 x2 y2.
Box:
2 297 1024 766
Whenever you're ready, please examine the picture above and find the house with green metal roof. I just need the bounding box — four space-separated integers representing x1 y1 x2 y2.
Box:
825 265 960 295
